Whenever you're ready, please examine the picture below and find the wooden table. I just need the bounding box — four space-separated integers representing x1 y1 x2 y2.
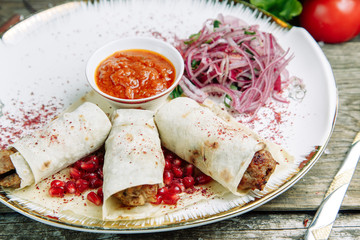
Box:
0 1 359 239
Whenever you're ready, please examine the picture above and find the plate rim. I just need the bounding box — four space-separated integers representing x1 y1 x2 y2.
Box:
0 0 338 233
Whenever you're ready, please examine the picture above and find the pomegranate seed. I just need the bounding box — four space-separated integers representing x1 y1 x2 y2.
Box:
151 195 163 205
171 177 183 184
82 173 98 181
73 160 82 170
80 161 97 172
183 176 195 188
76 179 89 193
89 178 103 189
97 187 103 199
158 186 169 196
169 185 182 194
96 168 103 179
49 187 64 197
174 181 186 192
64 181 76 194
50 180 65 188
185 164 194 176
163 171 174 185
69 167 82 180
172 158 182 167
89 155 99 166
195 174 212 185
164 152 174 161
87 192 102 206
97 153 104 165
164 159 172 170
162 194 180 205
172 166 183 178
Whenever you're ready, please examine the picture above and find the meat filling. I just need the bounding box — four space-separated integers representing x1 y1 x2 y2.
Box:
0 172 21 188
113 184 158 207
0 149 21 188
0 149 16 175
238 150 278 191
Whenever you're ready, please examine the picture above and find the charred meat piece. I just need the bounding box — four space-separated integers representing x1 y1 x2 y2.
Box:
238 150 278 191
0 149 21 188
0 149 16 175
0 173 21 188
114 184 158 207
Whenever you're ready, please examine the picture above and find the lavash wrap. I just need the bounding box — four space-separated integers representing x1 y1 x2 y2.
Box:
155 97 271 196
10 102 112 189
103 109 165 221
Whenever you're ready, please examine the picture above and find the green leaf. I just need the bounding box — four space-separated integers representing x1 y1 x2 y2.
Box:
224 84 238 108
170 85 183 99
191 60 201 70
230 84 238 90
184 32 201 45
249 0 302 21
244 30 256 35
224 95 231 108
245 48 254 56
213 20 221 28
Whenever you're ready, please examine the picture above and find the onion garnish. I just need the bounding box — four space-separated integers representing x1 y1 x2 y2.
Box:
175 14 294 114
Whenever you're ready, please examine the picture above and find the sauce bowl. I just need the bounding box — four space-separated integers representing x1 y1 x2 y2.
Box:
85 37 184 109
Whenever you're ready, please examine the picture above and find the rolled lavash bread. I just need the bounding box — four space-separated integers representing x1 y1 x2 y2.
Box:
154 97 269 196
103 109 165 220
10 102 112 188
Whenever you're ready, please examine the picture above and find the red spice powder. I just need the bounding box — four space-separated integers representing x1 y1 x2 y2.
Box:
236 100 293 146
0 99 64 149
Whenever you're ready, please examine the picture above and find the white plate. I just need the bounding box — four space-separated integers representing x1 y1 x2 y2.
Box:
0 0 337 233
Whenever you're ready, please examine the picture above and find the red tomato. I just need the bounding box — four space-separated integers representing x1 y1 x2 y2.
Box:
300 0 360 43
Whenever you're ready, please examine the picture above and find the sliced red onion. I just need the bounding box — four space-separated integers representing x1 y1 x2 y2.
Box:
176 14 295 114
179 76 208 102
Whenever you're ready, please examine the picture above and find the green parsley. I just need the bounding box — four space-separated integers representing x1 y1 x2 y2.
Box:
244 30 256 35
170 85 183 99
191 60 201 70
213 20 221 29
184 32 201 45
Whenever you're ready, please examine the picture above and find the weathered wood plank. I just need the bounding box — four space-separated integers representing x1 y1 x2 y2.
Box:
0 211 359 239
0 1 360 239
0 0 69 35
0 1 359 213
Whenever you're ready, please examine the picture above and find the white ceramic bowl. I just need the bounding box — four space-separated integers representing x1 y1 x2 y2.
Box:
85 37 184 109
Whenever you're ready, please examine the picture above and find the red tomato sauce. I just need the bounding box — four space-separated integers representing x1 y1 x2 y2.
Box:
95 49 175 99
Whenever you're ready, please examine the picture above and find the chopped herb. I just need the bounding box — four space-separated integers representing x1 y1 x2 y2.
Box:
245 48 254 56
224 84 238 108
184 32 201 45
170 85 183 99
213 20 221 29
230 84 238 90
224 95 231 108
244 30 256 35
191 60 201 69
